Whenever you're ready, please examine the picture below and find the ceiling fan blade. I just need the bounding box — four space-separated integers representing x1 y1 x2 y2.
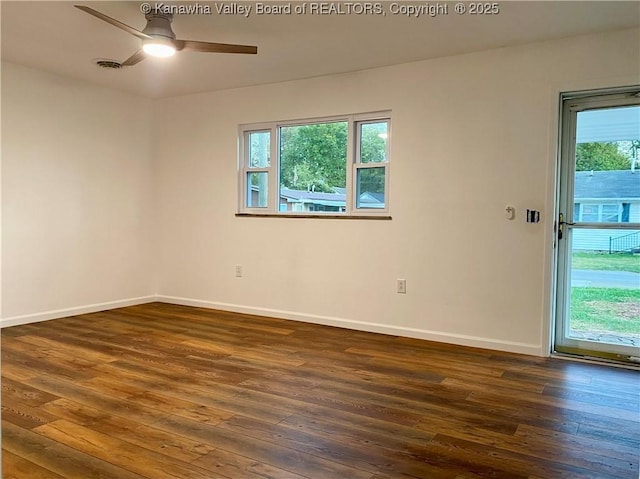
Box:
175 39 257 55
74 5 151 40
121 50 146 67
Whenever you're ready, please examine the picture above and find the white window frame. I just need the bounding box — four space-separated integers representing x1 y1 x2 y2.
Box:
353 118 391 211
238 111 391 217
239 126 277 210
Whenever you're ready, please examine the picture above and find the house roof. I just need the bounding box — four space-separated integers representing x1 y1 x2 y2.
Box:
279 187 383 206
574 170 639 200
280 188 347 202
362 192 386 203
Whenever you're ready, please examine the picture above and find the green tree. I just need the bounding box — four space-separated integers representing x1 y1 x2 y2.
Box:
280 122 348 192
360 124 387 163
279 121 388 195
575 142 631 171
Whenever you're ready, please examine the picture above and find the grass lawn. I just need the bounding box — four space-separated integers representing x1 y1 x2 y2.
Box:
572 252 640 273
571 287 640 335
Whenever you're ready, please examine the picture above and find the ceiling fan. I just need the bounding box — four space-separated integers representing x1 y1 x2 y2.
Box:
74 5 257 67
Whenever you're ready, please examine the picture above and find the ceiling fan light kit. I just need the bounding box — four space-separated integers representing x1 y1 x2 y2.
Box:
74 5 257 67
140 11 176 57
143 38 176 58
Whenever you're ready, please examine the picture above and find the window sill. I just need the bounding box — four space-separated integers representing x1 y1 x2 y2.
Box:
235 213 392 220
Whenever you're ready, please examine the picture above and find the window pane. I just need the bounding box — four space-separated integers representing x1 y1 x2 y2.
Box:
360 121 388 163
581 205 598 222
279 121 347 213
249 131 270 168
602 204 619 222
247 172 268 208
569 228 640 344
356 167 385 209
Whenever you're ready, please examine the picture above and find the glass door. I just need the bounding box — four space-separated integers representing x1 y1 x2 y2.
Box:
556 90 640 363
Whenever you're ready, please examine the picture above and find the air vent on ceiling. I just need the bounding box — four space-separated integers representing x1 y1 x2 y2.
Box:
95 59 122 69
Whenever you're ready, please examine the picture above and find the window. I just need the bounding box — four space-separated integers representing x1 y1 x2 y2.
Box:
246 131 270 208
356 121 388 209
574 203 630 223
580 204 599 222
239 112 391 216
601 204 619 222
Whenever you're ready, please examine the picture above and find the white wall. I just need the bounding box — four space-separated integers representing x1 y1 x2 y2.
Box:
153 28 639 356
1 63 155 324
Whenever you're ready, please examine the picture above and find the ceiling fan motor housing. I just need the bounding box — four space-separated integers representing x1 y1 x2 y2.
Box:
142 11 176 40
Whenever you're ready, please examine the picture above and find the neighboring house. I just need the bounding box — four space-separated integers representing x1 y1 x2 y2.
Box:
279 187 385 211
279 188 347 212
249 186 385 212
573 170 640 252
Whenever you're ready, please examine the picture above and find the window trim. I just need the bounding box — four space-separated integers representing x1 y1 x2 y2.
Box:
238 111 391 217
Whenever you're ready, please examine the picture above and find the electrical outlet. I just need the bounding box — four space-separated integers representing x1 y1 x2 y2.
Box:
397 279 407 294
235 265 243 277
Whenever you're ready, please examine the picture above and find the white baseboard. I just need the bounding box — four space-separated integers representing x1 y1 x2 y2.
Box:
0 296 157 328
1 294 544 356
156 295 544 357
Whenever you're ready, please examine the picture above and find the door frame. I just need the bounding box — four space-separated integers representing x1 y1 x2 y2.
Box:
553 87 640 363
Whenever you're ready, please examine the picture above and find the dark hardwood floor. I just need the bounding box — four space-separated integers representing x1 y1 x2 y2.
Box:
2 302 639 479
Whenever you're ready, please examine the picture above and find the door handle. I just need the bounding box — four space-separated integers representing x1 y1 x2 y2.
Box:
558 213 575 240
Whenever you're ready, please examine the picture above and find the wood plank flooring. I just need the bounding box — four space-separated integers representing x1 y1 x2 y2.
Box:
2 302 639 479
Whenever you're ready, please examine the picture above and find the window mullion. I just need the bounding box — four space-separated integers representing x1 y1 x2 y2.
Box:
346 116 355 214
239 130 247 212
270 126 278 214
356 162 387 169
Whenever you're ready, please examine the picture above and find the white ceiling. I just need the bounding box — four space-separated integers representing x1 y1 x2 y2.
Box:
2 1 639 98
